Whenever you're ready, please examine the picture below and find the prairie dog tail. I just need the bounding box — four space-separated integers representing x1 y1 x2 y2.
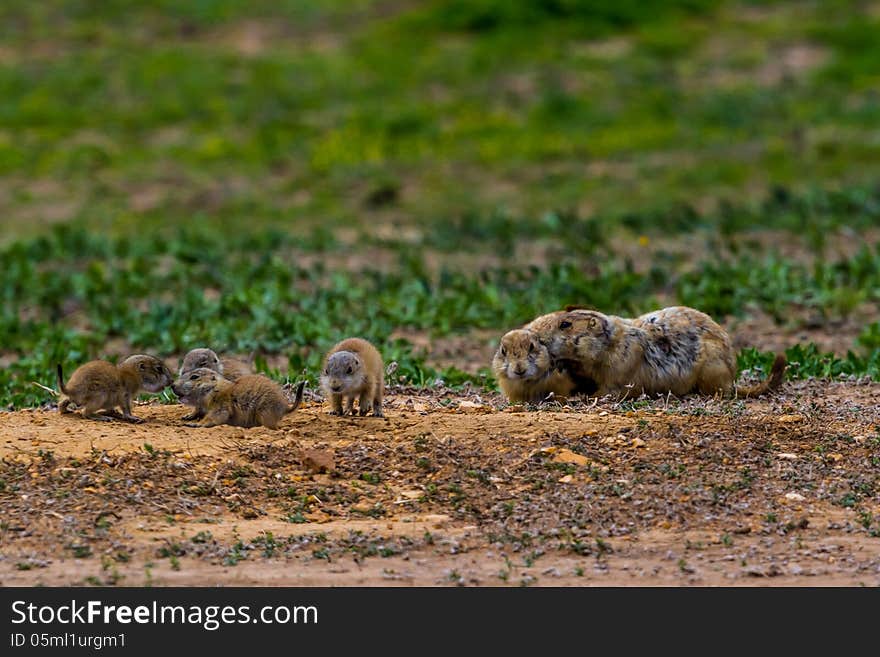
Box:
286 381 306 414
56 364 69 395
736 354 787 398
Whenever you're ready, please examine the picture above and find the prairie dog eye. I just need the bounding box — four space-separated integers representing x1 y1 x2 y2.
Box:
559 321 572 330
139 363 146 371
189 373 198 380
528 343 535 354
500 346 507 357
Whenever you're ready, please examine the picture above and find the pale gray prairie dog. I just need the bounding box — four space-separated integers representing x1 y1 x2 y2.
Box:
321 338 384 417
492 328 576 403
172 368 305 429
179 347 252 381
544 306 786 399
57 355 173 423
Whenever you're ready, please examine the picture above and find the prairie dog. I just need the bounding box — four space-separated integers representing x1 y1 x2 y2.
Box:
320 338 384 417
545 306 785 398
178 348 250 420
492 329 576 403
172 368 305 429
57 355 173 423
524 310 598 395
179 348 251 381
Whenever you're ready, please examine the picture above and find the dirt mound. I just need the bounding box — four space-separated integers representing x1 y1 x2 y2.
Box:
2 382 879 586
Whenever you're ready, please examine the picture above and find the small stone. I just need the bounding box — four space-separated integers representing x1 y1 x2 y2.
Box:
351 501 375 514
777 414 805 423
784 492 806 502
550 448 591 466
422 514 450 528
777 453 799 460
300 448 336 474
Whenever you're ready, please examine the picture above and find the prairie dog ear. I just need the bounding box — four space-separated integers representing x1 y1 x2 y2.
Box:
587 317 598 329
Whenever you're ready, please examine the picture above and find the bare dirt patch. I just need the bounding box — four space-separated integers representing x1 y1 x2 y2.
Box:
729 308 878 355
2 381 879 587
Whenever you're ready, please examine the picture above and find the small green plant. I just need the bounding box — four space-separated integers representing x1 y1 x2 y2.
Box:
223 541 247 566
191 531 213 544
68 544 92 559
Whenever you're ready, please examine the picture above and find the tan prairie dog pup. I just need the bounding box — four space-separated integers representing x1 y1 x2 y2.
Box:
543 306 786 399
179 347 251 381
321 338 384 417
172 368 305 429
492 329 577 403
57 355 173 423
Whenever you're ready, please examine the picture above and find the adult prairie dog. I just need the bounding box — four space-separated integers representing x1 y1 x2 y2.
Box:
179 347 251 381
172 368 305 429
321 338 384 417
57 355 173 423
543 306 785 399
492 329 576 403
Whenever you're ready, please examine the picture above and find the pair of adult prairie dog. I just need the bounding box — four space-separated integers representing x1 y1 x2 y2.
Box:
56 338 385 428
493 305 787 403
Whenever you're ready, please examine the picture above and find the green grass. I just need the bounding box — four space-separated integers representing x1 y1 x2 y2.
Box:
1 1 879 407
5 204 880 408
0 0 878 239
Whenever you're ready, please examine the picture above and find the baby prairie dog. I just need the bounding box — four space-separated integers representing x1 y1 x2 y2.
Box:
321 338 384 417
172 368 305 429
179 348 251 381
492 329 576 403
546 306 786 399
57 355 173 423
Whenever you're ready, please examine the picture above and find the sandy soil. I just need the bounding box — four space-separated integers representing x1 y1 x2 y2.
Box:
1 382 879 587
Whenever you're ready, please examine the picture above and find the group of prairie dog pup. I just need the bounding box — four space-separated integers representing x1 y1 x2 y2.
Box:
54 305 787 429
55 337 385 429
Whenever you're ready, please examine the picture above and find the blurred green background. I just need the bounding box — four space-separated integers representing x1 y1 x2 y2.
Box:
2 0 879 406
